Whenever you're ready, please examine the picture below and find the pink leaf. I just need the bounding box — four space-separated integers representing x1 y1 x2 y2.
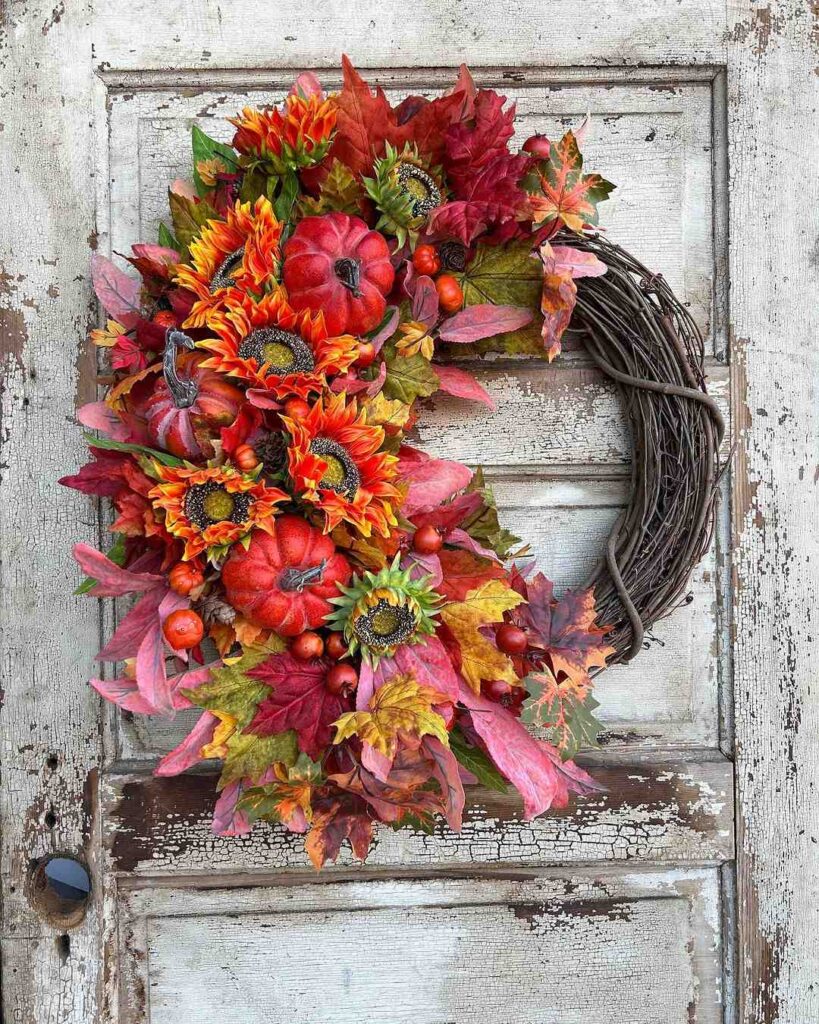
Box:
329 373 371 395
77 401 131 440
397 451 473 516
369 307 399 351
170 178 198 200
402 550 443 588
155 711 217 776
423 736 465 830
95 588 168 662
246 388 284 410
92 662 217 714
438 304 532 343
72 543 164 597
289 71 324 99
134 591 188 716
131 243 180 266
433 364 496 409
357 635 459 709
212 779 252 836
411 274 440 325
90 254 142 327
362 742 394 782
447 527 503 562
549 245 607 279
365 360 387 397
458 681 603 818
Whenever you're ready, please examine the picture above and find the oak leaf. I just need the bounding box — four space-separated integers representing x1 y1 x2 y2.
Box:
439 579 525 693
332 675 450 759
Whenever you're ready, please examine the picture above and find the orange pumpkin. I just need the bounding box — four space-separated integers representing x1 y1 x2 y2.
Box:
222 514 352 636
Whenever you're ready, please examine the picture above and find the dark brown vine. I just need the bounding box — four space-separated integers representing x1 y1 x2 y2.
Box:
569 235 725 664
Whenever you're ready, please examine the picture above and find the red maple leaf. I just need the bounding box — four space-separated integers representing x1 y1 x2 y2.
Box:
304 794 374 869
247 653 352 761
437 547 507 603
513 572 615 689
444 89 518 193
328 56 406 176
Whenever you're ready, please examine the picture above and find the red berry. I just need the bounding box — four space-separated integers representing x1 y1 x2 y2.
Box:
496 623 528 656
325 632 348 660
412 244 441 277
163 609 204 650
152 310 177 328
355 341 377 368
326 663 358 696
412 524 443 555
291 630 325 661
283 397 311 420
168 561 205 597
233 444 259 472
435 274 463 313
485 679 512 701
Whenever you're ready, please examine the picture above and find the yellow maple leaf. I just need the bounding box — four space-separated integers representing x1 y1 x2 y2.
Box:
332 674 450 758
362 392 412 434
439 579 526 693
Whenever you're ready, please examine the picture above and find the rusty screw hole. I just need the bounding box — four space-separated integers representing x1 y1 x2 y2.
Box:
44 809 57 828
27 855 91 929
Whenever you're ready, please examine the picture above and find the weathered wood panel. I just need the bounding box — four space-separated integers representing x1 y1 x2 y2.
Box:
117 870 723 1024
93 3 728 70
102 759 733 877
727 2 819 1021
0 2 104 1022
106 74 719 349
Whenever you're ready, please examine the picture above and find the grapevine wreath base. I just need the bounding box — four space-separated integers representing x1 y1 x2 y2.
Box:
63 59 721 868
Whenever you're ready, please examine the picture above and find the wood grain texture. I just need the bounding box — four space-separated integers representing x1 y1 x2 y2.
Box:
0 3 104 1022
92 2 728 70
116 869 723 1024
727 2 819 1021
101 759 733 878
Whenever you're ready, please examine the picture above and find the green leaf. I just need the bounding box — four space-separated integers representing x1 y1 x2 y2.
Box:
168 192 217 259
235 784 286 823
74 534 127 595
274 169 300 222
191 124 239 197
521 681 604 762
182 646 282 729
454 243 543 356
299 158 363 216
382 344 440 405
157 222 181 253
449 728 508 793
218 729 299 790
239 165 268 204
82 433 184 467
460 468 522 559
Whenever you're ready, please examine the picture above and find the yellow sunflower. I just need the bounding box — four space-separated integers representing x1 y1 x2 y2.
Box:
149 462 288 561
174 196 283 328
283 392 401 539
198 288 359 399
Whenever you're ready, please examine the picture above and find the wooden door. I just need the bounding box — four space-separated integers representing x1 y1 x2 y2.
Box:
2 2 816 1021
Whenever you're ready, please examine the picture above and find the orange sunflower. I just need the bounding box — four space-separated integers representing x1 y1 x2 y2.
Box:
283 392 401 538
149 463 288 561
174 196 283 328
231 94 337 171
198 287 359 399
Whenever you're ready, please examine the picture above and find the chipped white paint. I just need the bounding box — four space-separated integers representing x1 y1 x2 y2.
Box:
4 0 815 1021
116 870 723 1024
726 2 819 1022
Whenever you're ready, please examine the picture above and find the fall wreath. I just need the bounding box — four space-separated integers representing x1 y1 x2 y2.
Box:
63 59 722 868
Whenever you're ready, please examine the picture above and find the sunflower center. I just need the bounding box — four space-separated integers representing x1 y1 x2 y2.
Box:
238 328 315 377
185 482 251 529
210 247 245 293
396 164 441 217
354 599 417 650
310 437 360 499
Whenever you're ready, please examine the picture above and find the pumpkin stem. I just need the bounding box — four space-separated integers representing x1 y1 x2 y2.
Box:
334 257 362 298
279 559 328 592
163 329 200 409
